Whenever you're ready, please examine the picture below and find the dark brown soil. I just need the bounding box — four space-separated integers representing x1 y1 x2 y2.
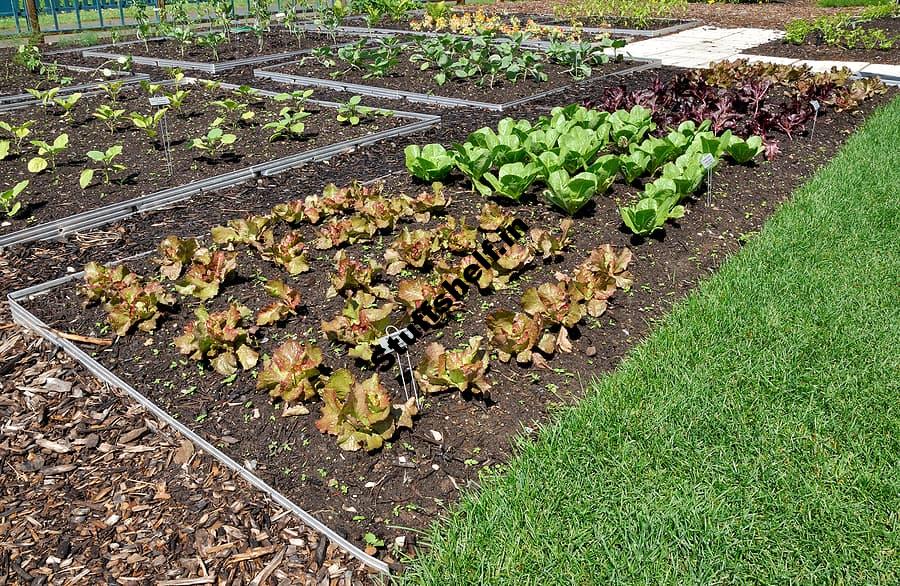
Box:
0 83 408 237
747 17 900 64
0 50 103 98
271 55 634 104
12 64 891 566
92 30 382 63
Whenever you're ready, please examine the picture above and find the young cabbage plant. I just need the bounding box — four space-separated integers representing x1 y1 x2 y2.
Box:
481 161 540 201
543 169 599 216
28 133 69 173
405 144 455 182
80 145 126 189
0 180 28 218
190 126 237 158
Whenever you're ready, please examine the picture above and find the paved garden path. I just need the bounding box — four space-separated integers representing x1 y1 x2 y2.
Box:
619 25 900 84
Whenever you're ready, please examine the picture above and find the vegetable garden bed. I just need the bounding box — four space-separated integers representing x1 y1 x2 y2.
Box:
746 16 900 65
0 78 439 248
254 34 652 110
9 58 892 569
0 46 146 106
80 30 377 74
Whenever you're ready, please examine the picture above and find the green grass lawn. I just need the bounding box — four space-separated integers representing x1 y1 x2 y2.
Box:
400 97 900 584
817 0 891 8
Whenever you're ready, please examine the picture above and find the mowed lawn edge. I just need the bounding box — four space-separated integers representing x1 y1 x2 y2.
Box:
398 97 900 585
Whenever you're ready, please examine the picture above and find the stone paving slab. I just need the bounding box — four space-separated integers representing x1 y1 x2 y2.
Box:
618 25 899 85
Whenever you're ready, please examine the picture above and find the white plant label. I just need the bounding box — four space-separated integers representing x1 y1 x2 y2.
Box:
149 96 171 107
810 100 820 111
376 327 413 354
700 153 715 169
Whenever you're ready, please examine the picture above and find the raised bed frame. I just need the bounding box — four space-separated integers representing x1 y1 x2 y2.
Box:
0 66 149 109
0 79 440 249
6 264 391 576
254 57 662 111
81 35 330 74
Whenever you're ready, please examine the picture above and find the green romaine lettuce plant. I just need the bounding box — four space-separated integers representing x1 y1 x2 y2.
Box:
724 134 764 163
543 169 599 215
405 144 454 182
620 191 685 237
481 162 540 201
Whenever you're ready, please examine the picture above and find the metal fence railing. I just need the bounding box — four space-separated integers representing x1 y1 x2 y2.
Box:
1 0 329 37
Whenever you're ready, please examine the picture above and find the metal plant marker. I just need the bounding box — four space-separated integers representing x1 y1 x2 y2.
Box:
810 100 820 142
150 96 174 177
701 152 715 207
380 326 421 409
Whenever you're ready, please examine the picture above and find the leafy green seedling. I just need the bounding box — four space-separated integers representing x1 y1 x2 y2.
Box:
28 133 69 173
80 145 126 188
0 180 28 218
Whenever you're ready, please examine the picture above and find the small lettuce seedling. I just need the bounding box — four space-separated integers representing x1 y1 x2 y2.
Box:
256 280 303 326
315 369 417 452
486 310 543 364
481 161 540 201
415 337 491 396
724 134 764 164
257 340 323 403
620 191 685 237
156 235 199 280
174 250 237 301
321 291 395 362
174 304 259 376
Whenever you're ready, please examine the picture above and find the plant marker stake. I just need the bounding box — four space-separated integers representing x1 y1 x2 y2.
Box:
700 153 715 207
380 326 421 409
150 95 174 177
810 100 820 142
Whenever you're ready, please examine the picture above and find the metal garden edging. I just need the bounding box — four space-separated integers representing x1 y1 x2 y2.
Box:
81 35 326 74
254 57 662 112
7 270 391 577
548 18 701 38
0 68 149 109
0 80 440 249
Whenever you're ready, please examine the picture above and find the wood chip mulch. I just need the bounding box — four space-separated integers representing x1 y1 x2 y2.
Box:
478 0 869 30
0 316 378 585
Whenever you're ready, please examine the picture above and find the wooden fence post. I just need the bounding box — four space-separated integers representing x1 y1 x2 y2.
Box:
24 0 43 43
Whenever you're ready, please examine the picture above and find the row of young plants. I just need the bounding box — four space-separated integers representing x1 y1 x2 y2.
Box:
0 70 386 220
299 31 624 87
404 104 765 236
784 5 899 50
590 60 888 142
77 175 630 452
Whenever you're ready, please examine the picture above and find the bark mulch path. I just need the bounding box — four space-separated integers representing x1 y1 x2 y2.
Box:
0 317 376 585
480 0 869 30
